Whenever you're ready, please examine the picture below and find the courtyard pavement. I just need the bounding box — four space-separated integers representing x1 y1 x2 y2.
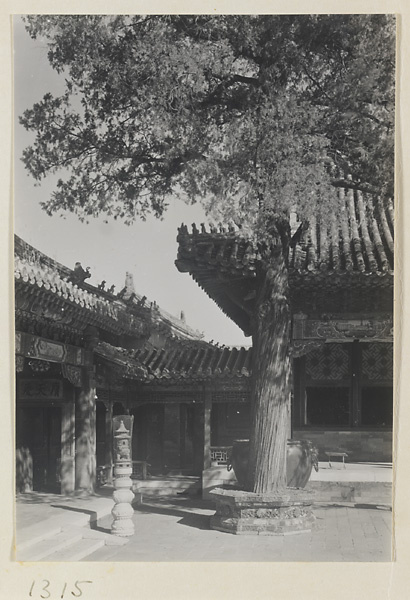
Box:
15 462 393 563
83 496 392 562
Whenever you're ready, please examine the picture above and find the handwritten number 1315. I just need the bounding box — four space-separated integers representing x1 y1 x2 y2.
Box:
29 580 92 598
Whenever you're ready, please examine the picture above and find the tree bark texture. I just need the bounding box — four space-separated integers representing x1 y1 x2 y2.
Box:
247 243 291 494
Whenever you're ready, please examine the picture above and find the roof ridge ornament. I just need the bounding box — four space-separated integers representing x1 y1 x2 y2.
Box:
69 262 91 285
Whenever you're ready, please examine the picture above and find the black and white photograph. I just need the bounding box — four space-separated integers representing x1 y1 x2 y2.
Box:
13 13 395 566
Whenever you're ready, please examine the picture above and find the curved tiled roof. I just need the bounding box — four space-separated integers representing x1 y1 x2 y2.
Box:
290 190 393 275
177 190 394 277
15 253 122 317
95 340 252 383
15 242 150 337
14 235 201 340
175 189 394 333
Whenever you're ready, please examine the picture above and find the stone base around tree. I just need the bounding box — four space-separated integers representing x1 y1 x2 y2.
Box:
209 487 316 535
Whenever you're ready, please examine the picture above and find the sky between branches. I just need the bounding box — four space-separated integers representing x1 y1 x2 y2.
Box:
14 16 249 346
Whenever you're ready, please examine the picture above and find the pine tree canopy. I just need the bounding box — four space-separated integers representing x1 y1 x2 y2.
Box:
20 15 395 233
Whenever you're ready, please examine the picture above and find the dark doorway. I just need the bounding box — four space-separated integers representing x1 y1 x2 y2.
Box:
133 404 165 474
16 405 62 492
132 403 205 476
361 387 393 427
305 387 350 427
96 401 106 467
182 403 204 476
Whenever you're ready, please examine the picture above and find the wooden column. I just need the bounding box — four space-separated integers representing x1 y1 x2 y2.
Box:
288 361 294 440
298 356 307 426
61 400 75 494
163 404 181 470
203 390 212 471
105 400 114 484
75 366 97 493
352 341 361 427
179 404 187 470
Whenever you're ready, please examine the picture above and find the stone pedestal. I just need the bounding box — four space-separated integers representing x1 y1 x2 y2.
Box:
210 487 315 535
111 464 135 537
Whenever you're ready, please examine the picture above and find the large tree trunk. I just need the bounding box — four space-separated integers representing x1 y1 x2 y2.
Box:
246 241 291 494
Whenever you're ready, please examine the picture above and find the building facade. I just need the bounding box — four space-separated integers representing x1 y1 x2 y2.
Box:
14 235 210 493
176 189 394 463
15 189 394 495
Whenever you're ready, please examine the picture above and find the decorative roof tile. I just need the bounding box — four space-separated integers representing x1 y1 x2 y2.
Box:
176 190 394 278
95 340 252 382
15 235 201 341
175 190 393 333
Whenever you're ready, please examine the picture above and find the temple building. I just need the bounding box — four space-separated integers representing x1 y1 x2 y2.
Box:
15 188 394 496
14 235 250 494
175 189 394 464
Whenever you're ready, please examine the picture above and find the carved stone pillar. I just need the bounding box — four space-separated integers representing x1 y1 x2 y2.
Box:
111 415 135 537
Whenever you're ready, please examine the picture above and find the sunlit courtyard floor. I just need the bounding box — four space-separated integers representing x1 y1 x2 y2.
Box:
83 495 392 562
15 462 392 562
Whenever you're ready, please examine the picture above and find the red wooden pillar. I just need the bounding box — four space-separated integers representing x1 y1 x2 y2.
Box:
75 366 97 493
61 400 75 494
203 390 212 471
105 400 114 484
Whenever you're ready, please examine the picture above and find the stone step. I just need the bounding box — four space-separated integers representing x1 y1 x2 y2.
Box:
133 477 201 497
17 522 129 562
17 520 63 553
17 529 84 562
52 497 115 523
16 497 122 561
80 527 129 547
46 537 106 561
80 543 126 562
17 511 90 552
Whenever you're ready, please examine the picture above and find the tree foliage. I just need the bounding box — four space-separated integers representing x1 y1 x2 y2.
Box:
20 15 395 233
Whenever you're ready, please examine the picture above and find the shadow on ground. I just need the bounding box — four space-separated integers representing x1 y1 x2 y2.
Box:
16 487 114 505
94 497 215 534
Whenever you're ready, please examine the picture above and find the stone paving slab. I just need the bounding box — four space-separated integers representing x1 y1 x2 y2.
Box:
310 462 392 482
82 497 392 562
15 483 393 563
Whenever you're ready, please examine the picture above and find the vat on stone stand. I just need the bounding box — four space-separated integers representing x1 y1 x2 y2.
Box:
228 439 319 489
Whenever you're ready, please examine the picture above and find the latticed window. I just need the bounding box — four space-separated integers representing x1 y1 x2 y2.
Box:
298 342 393 429
361 343 393 381
305 344 350 380
360 343 393 427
